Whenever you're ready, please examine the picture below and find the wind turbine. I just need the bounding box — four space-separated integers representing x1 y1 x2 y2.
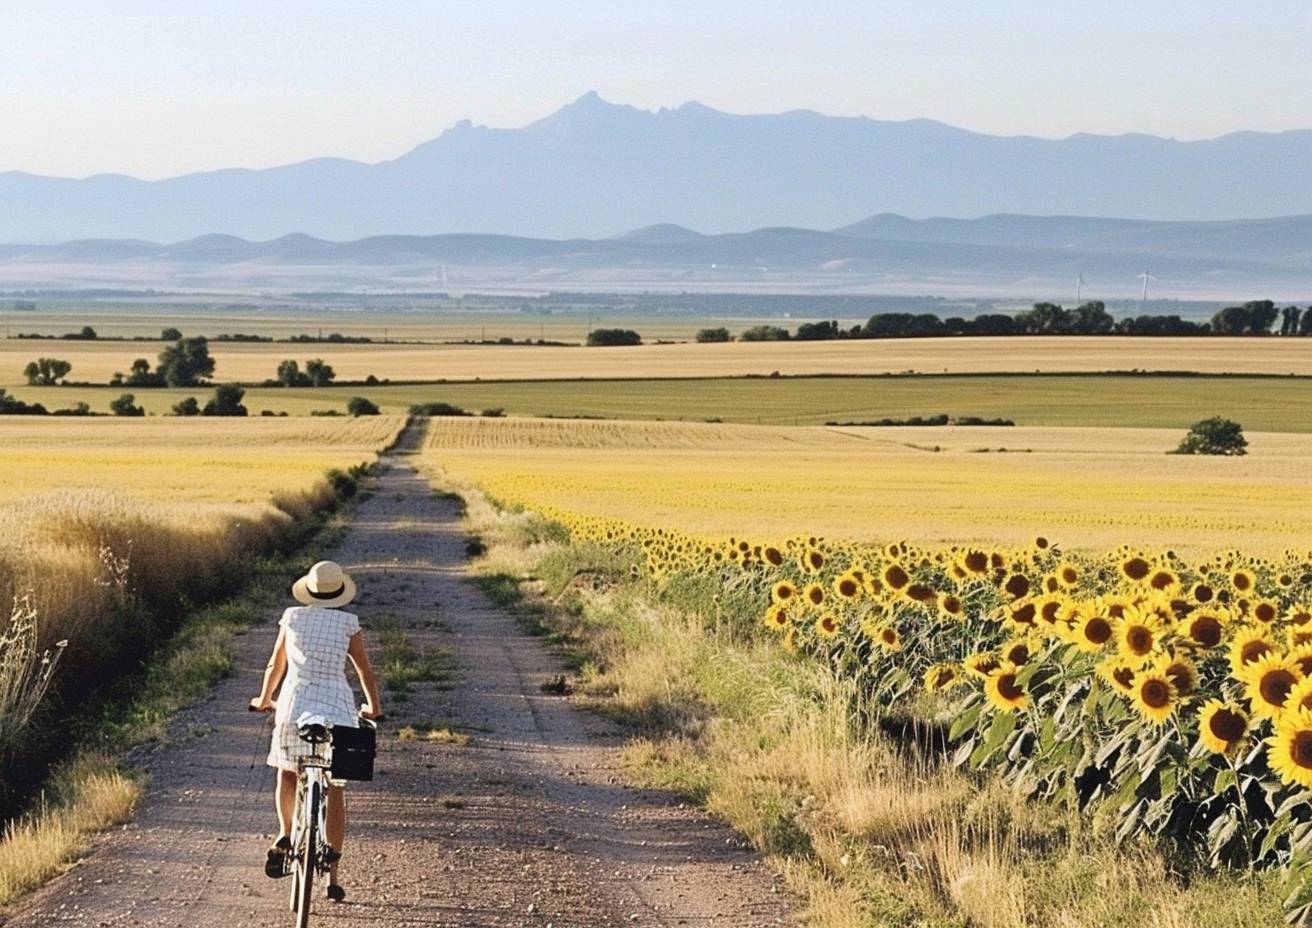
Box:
1137 265 1157 305
1075 273 1085 304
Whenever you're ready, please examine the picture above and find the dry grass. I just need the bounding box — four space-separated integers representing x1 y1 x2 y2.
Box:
423 417 1312 554
2 335 1311 388
0 755 139 908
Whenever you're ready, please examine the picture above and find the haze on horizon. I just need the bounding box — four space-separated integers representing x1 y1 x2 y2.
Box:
3 0 1311 180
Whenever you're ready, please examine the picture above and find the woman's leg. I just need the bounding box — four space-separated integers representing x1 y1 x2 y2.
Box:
326 785 346 883
276 769 297 838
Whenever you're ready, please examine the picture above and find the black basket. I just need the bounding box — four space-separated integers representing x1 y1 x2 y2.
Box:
330 724 376 782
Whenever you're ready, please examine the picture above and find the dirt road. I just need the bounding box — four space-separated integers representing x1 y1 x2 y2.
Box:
3 432 795 927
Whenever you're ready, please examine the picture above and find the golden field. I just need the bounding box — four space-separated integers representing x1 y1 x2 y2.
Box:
421 416 1312 555
3 334 1312 387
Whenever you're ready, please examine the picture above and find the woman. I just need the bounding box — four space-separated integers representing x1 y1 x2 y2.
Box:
249 560 382 903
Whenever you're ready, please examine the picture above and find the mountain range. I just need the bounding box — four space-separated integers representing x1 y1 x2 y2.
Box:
4 92 1312 243
3 213 1312 300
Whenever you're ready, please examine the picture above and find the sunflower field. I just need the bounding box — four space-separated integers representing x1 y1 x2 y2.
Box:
521 503 1312 916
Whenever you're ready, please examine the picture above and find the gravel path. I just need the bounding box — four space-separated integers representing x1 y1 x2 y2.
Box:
3 431 795 928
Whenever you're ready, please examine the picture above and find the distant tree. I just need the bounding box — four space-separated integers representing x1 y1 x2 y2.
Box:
1301 307 1312 336
0 388 49 415
794 320 842 340
1281 306 1304 336
346 396 380 416
201 384 248 417
160 327 183 342
738 325 791 342
585 329 642 347
52 402 92 417
277 359 311 387
71 325 97 340
1015 302 1069 335
1211 300 1279 335
304 358 336 386
171 396 201 416
122 357 166 387
967 314 1019 336
23 357 72 385
109 393 145 417
1171 417 1247 456
1070 301 1115 335
1115 314 1206 336
695 327 732 343
863 313 945 338
157 336 215 387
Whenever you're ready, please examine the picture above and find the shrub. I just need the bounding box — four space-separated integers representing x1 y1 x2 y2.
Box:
201 384 248 417
109 394 145 417
171 397 201 417
62 326 97 341
159 327 182 342
157 337 215 388
695 327 732 343
409 402 470 417
481 407 506 418
0 390 48 415
276 360 311 387
586 328 642 347
1171 417 1248 456
51 402 92 417
346 396 380 417
23 358 71 386
304 359 335 386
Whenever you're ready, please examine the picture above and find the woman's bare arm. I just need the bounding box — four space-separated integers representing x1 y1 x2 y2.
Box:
347 632 383 718
249 627 287 711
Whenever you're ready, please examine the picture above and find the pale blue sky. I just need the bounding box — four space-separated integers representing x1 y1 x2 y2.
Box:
3 0 1310 178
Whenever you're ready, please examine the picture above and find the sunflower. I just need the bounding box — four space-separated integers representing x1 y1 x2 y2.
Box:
1228 626 1277 678
1002 636 1037 667
960 549 990 576
1243 654 1302 721
1290 643 1312 678
1198 699 1248 755
1096 655 1139 695
1146 567 1179 594
815 612 841 639
771 580 798 605
1004 600 1038 631
1179 610 1226 649
1035 596 1068 632
985 661 1027 712
1121 555 1152 583
937 592 965 621
1055 562 1080 589
882 563 910 591
800 548 825 574
763 605 791 631
833 573 861 600
875 625 902 653
1156 652 1198 698
1267 707 1312 789
1073 612 1116 653
1284 677 1312 717
1001 573 1031 600
923 663 962 693
903 582 937 604
1251 600 1280 625
801 582 826 609
1115 607 1164 659
763 546 784 567
1130 669 1177 725
966 651 1002 679
1190 581 1216 604
1232 568 1255 593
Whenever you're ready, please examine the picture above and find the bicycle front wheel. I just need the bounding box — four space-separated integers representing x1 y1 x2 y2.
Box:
293 779 320 928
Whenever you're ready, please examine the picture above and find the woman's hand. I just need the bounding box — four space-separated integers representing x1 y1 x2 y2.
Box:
359 703 383 721
249 696 275 713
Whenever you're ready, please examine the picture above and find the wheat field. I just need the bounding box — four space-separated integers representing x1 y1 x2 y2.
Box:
421 416 1312 555
3 335 1312 388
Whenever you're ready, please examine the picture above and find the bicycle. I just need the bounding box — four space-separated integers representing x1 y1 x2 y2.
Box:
250 706 380 928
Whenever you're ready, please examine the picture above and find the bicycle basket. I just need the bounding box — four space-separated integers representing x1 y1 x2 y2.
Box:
329 724 376 781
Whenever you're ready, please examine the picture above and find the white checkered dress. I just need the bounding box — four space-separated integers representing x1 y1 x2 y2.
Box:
267 606 361 771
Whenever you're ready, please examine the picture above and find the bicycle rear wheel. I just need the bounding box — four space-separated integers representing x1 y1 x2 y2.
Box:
293 780 320 928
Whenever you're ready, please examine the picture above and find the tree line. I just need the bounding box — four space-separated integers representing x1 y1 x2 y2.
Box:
696 300 1312 342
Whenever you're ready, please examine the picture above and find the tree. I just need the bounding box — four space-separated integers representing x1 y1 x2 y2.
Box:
277 359 311 387
23 357 72 386
1070 301 1115 335
201 384 248 417
52 402 91 417
1016 302 1069 334
109 393 145 417
123 357 165 387
738 325 791 342
1211 300 1278 335
1280 306 1301 336
160 327 183 342
794 320 842 340
1301 307 1312 337
171 396 201 416
1171 417 1247 456
157 336 215 387
63 325 97 340
585 329 642 347
0 389 48 415
695 327 732 343
304 358 336 386
346 396 380 416
863 313 945 338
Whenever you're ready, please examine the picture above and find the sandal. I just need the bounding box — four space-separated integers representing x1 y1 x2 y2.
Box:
323 845 342 865
326 884 346 903
264 836 292 879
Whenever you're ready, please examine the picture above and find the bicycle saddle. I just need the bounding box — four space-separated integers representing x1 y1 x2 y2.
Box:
295 713 332 744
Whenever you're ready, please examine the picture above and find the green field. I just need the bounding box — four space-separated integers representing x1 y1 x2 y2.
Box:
14 373 1312 431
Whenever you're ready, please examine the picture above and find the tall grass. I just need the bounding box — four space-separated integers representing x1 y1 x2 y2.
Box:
450 477 1284 928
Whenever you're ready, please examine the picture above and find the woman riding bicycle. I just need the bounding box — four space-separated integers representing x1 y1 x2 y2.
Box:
249 560 383 902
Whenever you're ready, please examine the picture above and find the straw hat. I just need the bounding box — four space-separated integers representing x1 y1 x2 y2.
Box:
291 560 356 609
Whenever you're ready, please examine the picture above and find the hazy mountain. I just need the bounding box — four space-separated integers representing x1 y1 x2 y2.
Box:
4 92 1312 242
4 213 1312 301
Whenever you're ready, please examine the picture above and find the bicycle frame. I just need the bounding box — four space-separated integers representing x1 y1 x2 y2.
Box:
288 732 333 927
